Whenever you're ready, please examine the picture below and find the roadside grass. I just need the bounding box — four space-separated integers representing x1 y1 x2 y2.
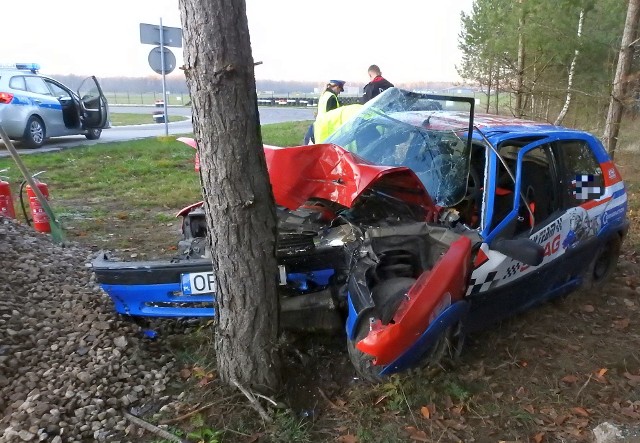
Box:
109 112 188 126
0 138 200 207
0 121 308 255
261 120 311 147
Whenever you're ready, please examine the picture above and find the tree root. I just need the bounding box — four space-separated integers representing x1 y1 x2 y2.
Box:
231 378 273 424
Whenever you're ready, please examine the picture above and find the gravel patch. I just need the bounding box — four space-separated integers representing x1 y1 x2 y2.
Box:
0 217 178 442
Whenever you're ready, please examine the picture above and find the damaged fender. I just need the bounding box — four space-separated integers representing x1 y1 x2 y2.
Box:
353 235 472 368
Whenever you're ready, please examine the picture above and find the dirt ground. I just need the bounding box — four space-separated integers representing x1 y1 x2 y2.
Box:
60 153 640 442
81 242 640 443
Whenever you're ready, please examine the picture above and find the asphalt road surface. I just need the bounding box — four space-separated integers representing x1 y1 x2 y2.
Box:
0 106 314 157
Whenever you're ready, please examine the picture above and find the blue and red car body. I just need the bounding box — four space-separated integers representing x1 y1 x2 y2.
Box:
93 89 628 379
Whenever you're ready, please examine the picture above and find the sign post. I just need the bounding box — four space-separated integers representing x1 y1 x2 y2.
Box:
140 20 183 136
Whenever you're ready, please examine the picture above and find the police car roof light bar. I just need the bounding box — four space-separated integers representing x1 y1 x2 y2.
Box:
0 63 40 73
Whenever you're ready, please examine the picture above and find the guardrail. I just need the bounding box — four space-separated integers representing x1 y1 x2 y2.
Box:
257 96 362 107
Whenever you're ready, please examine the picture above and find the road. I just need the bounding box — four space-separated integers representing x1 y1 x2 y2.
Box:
0 106 314 157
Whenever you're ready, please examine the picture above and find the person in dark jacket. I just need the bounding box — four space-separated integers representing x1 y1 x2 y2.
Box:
362 65 394 103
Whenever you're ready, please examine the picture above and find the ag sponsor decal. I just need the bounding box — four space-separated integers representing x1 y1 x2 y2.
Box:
519 234 561 273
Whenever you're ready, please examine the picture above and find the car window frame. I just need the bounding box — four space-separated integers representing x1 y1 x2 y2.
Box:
483 137 562 243
9 75 27 91
552 139 605 209
43 78 73 99
24 75 53 96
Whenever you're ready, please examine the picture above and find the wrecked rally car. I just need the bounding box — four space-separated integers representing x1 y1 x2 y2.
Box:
93 88 628 380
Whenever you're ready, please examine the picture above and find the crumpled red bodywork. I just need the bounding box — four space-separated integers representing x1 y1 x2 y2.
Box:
356 235 472 366
177 138 436 215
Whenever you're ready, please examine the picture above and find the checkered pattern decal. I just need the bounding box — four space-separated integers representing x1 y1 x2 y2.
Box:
466 271 498 295
573 174 602 200
503 262 521 279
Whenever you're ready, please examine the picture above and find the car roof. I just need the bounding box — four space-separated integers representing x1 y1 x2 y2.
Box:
0 69 41 78
389 109 588 140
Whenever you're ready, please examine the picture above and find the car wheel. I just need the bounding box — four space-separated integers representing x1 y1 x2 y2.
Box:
23 116 46 148
347 319 459 383
85 128 102 140
587 234 621 288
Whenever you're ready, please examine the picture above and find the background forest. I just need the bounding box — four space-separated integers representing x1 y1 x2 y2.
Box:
458 0 637 134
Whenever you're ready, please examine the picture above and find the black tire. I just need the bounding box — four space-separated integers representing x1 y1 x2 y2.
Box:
586 234 621 289
347 320 385 383
85 128 102 140
22 116 46 148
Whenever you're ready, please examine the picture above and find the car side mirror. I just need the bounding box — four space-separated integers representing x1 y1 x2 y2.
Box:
490 237 544 267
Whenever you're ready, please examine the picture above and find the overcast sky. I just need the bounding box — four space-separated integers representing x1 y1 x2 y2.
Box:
2 0 473 84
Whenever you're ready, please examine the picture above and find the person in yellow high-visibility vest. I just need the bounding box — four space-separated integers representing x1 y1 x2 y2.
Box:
314 103 363 145
318 80 345 115
303 80 345 145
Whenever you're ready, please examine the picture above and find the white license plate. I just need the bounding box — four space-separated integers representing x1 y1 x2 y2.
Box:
181 271 216 295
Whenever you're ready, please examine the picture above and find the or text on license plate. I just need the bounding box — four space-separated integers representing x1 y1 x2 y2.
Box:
181 272 215 295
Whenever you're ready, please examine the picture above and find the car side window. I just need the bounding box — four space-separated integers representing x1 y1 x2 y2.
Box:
45 80 70 98
9 76 26 91
489 142 560 236
555 140 604 208
516 146 559 233
24 76 52 96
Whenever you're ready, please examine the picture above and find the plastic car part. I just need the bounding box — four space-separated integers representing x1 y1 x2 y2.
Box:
355 235 472 366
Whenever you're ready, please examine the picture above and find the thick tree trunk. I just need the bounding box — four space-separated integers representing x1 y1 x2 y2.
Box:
603 0 640 158
179 0 281 391
555 9 585 126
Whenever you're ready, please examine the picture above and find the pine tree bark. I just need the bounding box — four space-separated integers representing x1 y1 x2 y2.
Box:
603 0 640 158
178 0 281 391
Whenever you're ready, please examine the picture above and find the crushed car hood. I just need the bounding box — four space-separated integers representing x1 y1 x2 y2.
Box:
264 143 435 211
178 139 436 214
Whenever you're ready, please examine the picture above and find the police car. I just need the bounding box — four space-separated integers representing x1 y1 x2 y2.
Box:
0 63 109 148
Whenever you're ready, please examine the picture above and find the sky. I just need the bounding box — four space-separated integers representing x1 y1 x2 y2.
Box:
1 0 474 84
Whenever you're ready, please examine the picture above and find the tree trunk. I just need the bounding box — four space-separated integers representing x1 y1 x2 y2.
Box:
486 59 493 113
515 1 526 118
179 0 281 391
495 64 500 115
603 0 640 158
530 62 537 118
555 9 585 126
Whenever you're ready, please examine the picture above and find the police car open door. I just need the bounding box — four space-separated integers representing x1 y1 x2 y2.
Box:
77 76 110 129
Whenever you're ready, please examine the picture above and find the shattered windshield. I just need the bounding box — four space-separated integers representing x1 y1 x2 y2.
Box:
325 88 474 207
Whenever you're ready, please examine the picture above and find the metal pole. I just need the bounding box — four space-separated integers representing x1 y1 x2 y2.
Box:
159 17 169 136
